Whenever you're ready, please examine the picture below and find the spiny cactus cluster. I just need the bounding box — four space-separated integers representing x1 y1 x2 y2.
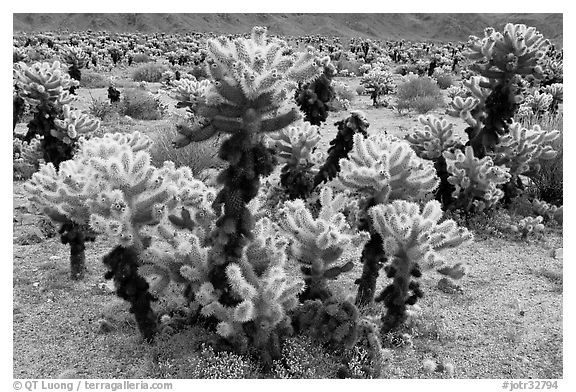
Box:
465 23 550 156
13 136 44 180
169 27 319 348
405 115 463 208
279 187 369 301
194 217 304 365
171 77 212 114
491 121 559 178
360 68 395 107
339 133 439 204
267 122 321 199
508 215 544 239
369 200 473 332
405 115 462 160
443 146 511 212
336 133 439 306
313 111 370 189
53 105 100 144
14 60 98 168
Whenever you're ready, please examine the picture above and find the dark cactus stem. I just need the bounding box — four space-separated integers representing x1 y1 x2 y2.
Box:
108 86 121 103
378 262 423 334
68 65 81 95
59 222 96 280
102 246 158 342
468 80 518 158
355 197 386 307
313 112 369 189
208 131 277 307
434 154 456 210
355 232 384 306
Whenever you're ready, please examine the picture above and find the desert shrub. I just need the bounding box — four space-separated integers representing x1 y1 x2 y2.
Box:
80 71 110 88
433 68 454 89
132 53 151 63
396 76 444 114
332 81 356 104
88 96 119 122
132 63 168 82
148 120 224 175
118 88 163 120
336 59 362 76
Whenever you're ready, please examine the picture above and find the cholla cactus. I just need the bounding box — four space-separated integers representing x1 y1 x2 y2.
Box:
53 105 100 144
405 115 464 208
279 187 369 301
443 146 511 212
172 27 319 310
543 83 563 112
338 133 439 306
267 122 321 199
339 133 439 204
14 60 95 168
13 136 44 180
171 77 211 113
60 46 89 70
405 115 462 160
313 111 370 189
508 215 545 239
369 200 473 332
531 199 562 225
492 121 559 177
24 158 98 279
360 68 395 107
467 24 549 79
446 84 468 100
197 217 304 366
521 91 553 116
14 61 77 106
465 24 550 157
295 55 336 125
173 26 319 147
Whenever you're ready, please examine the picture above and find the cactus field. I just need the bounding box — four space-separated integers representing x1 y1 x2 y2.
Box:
12 16 564 380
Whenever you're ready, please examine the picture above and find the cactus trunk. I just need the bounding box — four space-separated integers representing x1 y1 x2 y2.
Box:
102 246 158 342
69 239 86 280
355 231 385 306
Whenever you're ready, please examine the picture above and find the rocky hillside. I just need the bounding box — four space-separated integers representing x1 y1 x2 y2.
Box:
13 13 563 44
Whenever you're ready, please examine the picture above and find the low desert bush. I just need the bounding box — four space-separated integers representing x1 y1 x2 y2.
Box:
132 63 168 82
80 71 110 88
88 96 119 122
132 53 151 63
118 89 163 120
395 76 444 114
148 119 224 175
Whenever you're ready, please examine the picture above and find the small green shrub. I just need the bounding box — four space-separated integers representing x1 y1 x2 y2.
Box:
333 81 356 104
433 70 454 89
148 120 224 175
88 97 118 121
132 53 151 63
80 71 110 88
118 89 163 120
132 63 168 82
396 76 444 114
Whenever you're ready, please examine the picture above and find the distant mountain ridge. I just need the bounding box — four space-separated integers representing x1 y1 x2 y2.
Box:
13 13 563 45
